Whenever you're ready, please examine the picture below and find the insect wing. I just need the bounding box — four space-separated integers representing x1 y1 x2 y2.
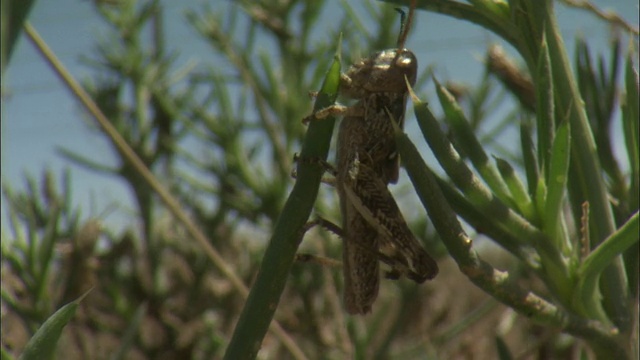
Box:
341 203 380 314
342 161 439 283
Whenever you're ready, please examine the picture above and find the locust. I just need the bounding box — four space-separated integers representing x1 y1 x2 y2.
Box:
303 0 438 315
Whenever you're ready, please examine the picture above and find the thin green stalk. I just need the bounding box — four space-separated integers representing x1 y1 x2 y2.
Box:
224 46 342 360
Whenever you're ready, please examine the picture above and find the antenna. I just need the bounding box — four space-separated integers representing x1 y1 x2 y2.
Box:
395 0 416 49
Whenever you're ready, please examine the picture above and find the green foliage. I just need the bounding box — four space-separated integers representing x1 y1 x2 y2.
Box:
19 291 90 360
2 0 637 359
2 170 82 328
224 43 342 360
387 0 638 358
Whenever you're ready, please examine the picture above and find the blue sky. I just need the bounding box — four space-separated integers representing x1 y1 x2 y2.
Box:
2 0 638 234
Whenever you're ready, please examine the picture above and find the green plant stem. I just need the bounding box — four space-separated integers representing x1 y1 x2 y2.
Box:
394 101 625 359
223 49 342 360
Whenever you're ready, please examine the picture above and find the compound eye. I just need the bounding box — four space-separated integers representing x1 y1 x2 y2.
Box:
395 50 416 69
396 55 413 68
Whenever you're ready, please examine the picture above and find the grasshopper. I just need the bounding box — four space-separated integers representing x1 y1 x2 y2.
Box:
304 0 438 314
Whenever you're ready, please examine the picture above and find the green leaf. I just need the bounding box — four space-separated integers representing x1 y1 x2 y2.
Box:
223 39 342 360
574 212 639 321
543 119 570 246
418 81 564 276
542 0 615 245
19 289 91 360
435 78 513 206
622 49 639 214
400 86 622 358
534 175 547 226
394 95 476 267
1 0 38 74
468 0 510 20
494 156 536 222
520 121 539 198
535 34 554 175
109 303 147 360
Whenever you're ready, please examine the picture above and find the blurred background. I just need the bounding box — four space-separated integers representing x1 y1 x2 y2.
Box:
1 0 638 359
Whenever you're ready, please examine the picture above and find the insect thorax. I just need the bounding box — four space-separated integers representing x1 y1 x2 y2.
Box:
343 49 418 97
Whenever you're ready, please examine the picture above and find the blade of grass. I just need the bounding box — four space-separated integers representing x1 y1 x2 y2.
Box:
535 35 554 176
19 289 91 360
224 43 342 360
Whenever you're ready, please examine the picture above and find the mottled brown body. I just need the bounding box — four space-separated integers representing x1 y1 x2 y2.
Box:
305 3 438 314
336 50 437 314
